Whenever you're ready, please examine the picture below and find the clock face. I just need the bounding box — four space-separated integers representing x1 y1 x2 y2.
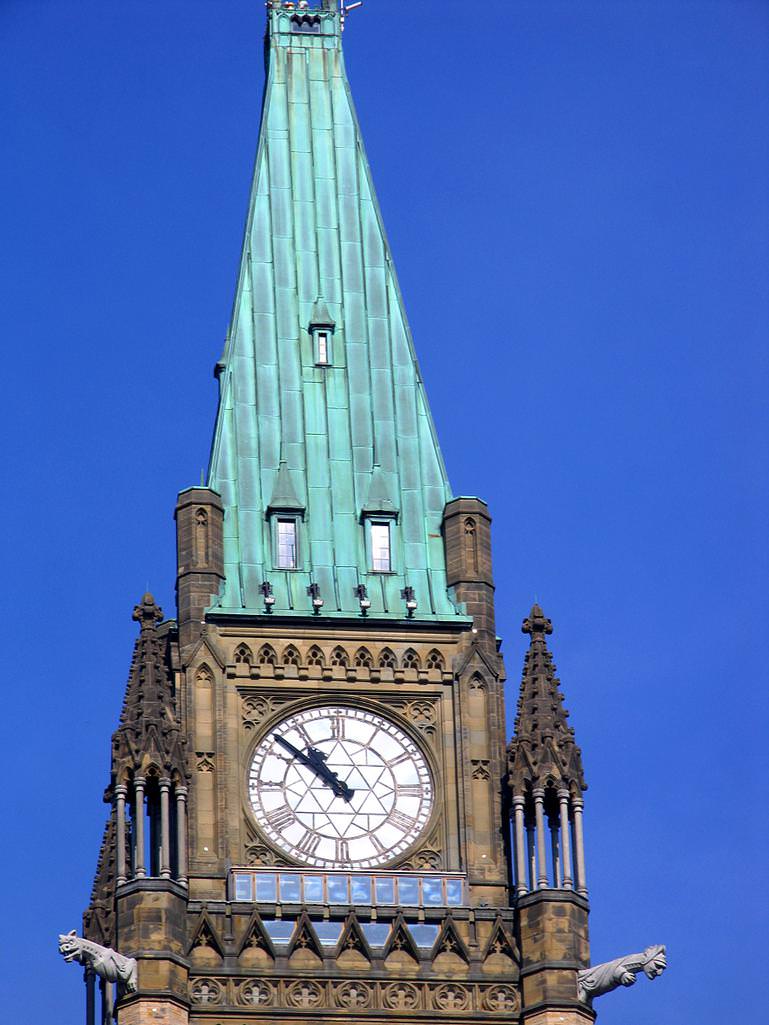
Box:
248 705 434 868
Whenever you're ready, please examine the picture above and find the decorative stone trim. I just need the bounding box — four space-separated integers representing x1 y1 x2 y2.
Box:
189 976 521 1013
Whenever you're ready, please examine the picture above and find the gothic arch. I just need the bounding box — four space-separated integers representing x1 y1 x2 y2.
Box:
402 648 421 671
354 646 373 668
306 645 325 667
379 647 397 669
282 644 300 666
426 648 444 671
234 643 253 666
330 646 349 668
257 643 277 666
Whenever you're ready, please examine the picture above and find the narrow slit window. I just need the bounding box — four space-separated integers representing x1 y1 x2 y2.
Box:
277 518 298 569
316 331 330 365
371 522 391 572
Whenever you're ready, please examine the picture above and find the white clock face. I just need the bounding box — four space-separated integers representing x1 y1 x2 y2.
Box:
248 705 434 868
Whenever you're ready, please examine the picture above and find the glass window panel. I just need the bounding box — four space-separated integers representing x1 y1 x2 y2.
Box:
362 922 391 947
234 873 253 901
411 923 440 948
397 877 419 905
446 879 464 906
351 875 372 904
303 875 324 903
374 877 396 904
327 875 350 903
314 921 343 947
317 331 329 364
277 519 297 569
279 874 301 902
263 919 295 943
255 873 278 902
371 522 391 572
422 877 443 906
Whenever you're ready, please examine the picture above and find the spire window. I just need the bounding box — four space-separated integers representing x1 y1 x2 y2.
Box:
370 521 392 573
316 330 330 365
276 518 298 570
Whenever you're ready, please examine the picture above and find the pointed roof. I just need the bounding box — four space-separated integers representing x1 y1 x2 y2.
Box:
267 460 304 514
111 594 187 784
207 2 463 621
361 464 399 517
82 812 117 948
308 297 335 330
507 605 586 797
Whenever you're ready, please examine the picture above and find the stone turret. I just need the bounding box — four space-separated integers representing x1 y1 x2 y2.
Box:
508 606 592 1025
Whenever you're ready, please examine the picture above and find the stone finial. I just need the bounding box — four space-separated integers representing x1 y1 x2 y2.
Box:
578 945 667 1004
522 603 552 638
58 932 138 994
132 592 163 630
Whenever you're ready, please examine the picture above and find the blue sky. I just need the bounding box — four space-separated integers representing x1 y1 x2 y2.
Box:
1 1 767 1021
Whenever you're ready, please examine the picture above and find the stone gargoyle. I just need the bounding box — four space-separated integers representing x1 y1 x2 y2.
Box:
58 931 138 994
578 944 666 1004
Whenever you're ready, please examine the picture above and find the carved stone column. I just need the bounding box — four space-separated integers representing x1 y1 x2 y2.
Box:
159 778 172 879
133 777 146 879
559 788 573 890
572 797 587 896
527 823 536 890
513 795 528 895
176 785 188 885
534 788 548 888
84 968 95 1025
115 784 127 885
550 818 562 888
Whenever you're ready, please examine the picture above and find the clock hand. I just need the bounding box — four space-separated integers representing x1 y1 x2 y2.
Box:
305 747 355 802
273 735 355 802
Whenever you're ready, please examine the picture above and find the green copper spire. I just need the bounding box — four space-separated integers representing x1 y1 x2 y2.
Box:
208 1 461 620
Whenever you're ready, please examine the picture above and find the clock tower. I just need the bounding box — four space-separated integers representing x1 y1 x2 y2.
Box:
76 4 665 1025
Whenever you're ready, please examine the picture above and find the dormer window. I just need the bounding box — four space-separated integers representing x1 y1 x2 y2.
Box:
266 461 305 571
369 520 393 573
316 330 330 365
308 298 336 367
276 518 298 569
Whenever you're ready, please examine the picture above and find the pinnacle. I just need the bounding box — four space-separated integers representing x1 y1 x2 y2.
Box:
522 603 552 638
508 606 586 796
132 593 163 629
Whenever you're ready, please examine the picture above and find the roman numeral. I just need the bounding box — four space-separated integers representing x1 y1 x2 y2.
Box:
370 834 387 854
335 839 350 863
331 716 345 740
390 810 418 833
298 830 321 856
294 724 313 747
388 752 412 768
266 806 294 831
395 784 423 798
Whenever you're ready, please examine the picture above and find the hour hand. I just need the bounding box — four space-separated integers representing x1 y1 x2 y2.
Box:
305 747 355 802
273 735 354 802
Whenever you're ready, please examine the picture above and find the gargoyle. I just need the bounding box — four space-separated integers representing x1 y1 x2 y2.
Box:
578 944 666 1004
58 931 138 994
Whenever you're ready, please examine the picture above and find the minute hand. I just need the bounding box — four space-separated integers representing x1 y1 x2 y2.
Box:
273 735 354 802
